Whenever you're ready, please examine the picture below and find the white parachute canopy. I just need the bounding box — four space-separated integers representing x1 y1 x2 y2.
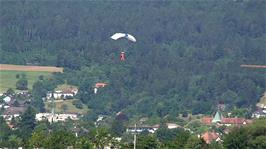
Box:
110 33 136 42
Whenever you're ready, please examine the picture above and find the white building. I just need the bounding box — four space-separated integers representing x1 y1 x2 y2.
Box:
36 113 79 123
252 109 266 118
166 123 180 129
127 125 160 134
3 96 11 103
46 88 78 100
1 107 27 121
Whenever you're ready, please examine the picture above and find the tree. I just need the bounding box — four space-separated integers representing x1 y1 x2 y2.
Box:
18 106 36 141
16 77 28 90
89 127 113 149
0 117 11 146
28 131 47 148
156 127 184 142
6 88 15 95
38 75 44 80
75 137 93 149
31 81 47 112
111 119 126 136
136 135 159 149
165 129 191 149
16 74 20 79
184 136 208 149
44 130 76 149
223 118 266 149
7 135 23 148
224 127 248 149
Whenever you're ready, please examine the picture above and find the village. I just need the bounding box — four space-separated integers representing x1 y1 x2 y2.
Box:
1 86 266 145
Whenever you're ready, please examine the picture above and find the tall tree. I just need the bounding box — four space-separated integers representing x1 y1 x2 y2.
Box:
18 106 36 142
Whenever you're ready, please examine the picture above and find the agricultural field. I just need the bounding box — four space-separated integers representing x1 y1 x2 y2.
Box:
0 64 63 72
0 64 63 93
0 70 51 93
44 99 89 115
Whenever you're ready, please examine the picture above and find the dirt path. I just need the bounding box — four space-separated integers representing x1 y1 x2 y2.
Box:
0 64 63 72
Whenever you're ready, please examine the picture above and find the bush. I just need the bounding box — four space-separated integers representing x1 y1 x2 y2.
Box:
72 100 83 109
65 95 74 100
16 78 28 90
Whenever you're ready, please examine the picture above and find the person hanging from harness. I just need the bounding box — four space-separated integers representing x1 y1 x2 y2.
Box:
120 51 125 61
110 33 136 61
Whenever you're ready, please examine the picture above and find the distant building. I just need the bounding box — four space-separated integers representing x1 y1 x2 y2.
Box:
1 107 27 121
212 110 222 123
202 117 212 125
3 96 11 103
127 125 160 133
36 113 79 123
166 123 181 129
202 111 252 126
252 108 266 118
201 131 221 144
46 88 78 99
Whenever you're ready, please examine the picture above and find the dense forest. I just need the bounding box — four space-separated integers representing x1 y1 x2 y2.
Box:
1 0 265 117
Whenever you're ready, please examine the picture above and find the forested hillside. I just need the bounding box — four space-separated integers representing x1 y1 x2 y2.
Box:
1 1 265 117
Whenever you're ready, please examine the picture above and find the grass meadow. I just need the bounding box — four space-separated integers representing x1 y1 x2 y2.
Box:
0 70 52 93
44 99 89 114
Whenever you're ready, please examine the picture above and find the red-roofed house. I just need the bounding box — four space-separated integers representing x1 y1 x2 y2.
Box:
202 117 212 125
201 132 221 144
95 83 108 88
221 118 246 126
201 110 253 126
202 117 252 126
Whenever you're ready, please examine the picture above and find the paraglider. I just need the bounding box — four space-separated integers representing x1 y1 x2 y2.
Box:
110 33 136 61
110 33 136 42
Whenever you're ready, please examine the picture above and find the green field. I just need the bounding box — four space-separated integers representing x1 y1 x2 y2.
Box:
0 70 52 93
44 99 89 114
257 92 266 108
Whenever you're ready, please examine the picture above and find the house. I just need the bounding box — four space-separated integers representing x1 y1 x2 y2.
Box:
127 124 160 133
95 83 108 88
46 88 78 99
221 118 251 126
166 123 181 129
252 108 266 118
202 117 212 125
94 83 108 94
36 113 79 123
202 111 252 126
201 131 221 144
1 107 27 121
3 96 11 103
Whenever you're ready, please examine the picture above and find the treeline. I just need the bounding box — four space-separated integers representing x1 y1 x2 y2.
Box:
1 107 265 148
1 1 265 117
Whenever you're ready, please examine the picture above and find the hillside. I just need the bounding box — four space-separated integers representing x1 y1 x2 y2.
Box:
0 1 265 117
